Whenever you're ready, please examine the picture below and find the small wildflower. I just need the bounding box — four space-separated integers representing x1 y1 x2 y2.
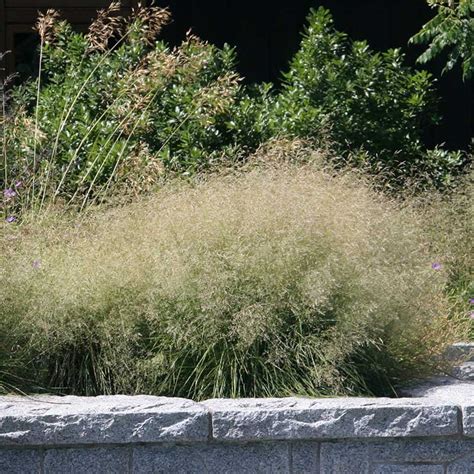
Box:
3 188 16 199
32 259 42 269
469 298 474 305
470 312 474 320
5 216 17 223
431 262 442 271
14 181 22 188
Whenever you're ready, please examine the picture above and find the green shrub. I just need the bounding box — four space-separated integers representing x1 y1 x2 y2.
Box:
272 7 467 186
1 4 470 221
2 5 267 210
1 164 464 397
0 3 467 226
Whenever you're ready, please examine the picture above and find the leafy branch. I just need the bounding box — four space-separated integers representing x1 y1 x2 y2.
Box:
410 0 474 80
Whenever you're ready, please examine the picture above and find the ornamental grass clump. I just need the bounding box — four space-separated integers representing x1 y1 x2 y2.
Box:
0 164 465 398
416 167 474 337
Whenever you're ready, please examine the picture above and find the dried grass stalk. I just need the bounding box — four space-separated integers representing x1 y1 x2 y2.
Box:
132 4 171 45
87 1 124 52
35 9 61 44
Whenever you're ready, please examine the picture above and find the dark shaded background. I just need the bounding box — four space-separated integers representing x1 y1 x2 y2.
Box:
1 0 472 149
155 0 472 150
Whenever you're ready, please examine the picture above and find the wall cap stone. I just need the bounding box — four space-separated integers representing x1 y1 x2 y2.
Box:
203 397 460 441
401 379 474 438
0 395 209 446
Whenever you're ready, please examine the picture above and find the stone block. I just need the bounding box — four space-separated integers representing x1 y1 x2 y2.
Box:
447 451 474 473
445 343 474 362
204 398 460 441
399 378 467 399
291 442 319 474
133 442 290 474
320 441 369 474
372 464 444 473
0 395 209 446
370 439 474 463
133 445 205 474
463 405 474 437
44 447 129 474
0 449 41 474
452 362 474 381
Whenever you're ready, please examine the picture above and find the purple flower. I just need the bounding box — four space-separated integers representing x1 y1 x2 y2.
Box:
3 188 16 199
14 181 22 188
431 262 442 271
469 298 474 305
5 216 17 223
32 259 42 269
470 312 474 320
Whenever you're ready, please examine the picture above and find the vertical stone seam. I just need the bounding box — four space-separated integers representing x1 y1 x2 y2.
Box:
288 442 293 473
316 443 321 474
458 404 464 436
367 442 373 474
39 448 45 474
128 445 134 474
208 410 214 441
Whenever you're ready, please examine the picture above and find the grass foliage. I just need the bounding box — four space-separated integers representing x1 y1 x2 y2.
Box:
1 164 465 398
417 168 474 338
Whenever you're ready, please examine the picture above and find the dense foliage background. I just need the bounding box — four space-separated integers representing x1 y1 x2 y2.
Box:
1 5 470 212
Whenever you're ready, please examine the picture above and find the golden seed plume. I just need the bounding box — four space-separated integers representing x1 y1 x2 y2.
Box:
131 3 172 45
35 9 61 44
87 1 124 52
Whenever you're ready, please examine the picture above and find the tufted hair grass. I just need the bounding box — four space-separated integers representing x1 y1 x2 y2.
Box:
0 163 466 398
416 167 473 339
